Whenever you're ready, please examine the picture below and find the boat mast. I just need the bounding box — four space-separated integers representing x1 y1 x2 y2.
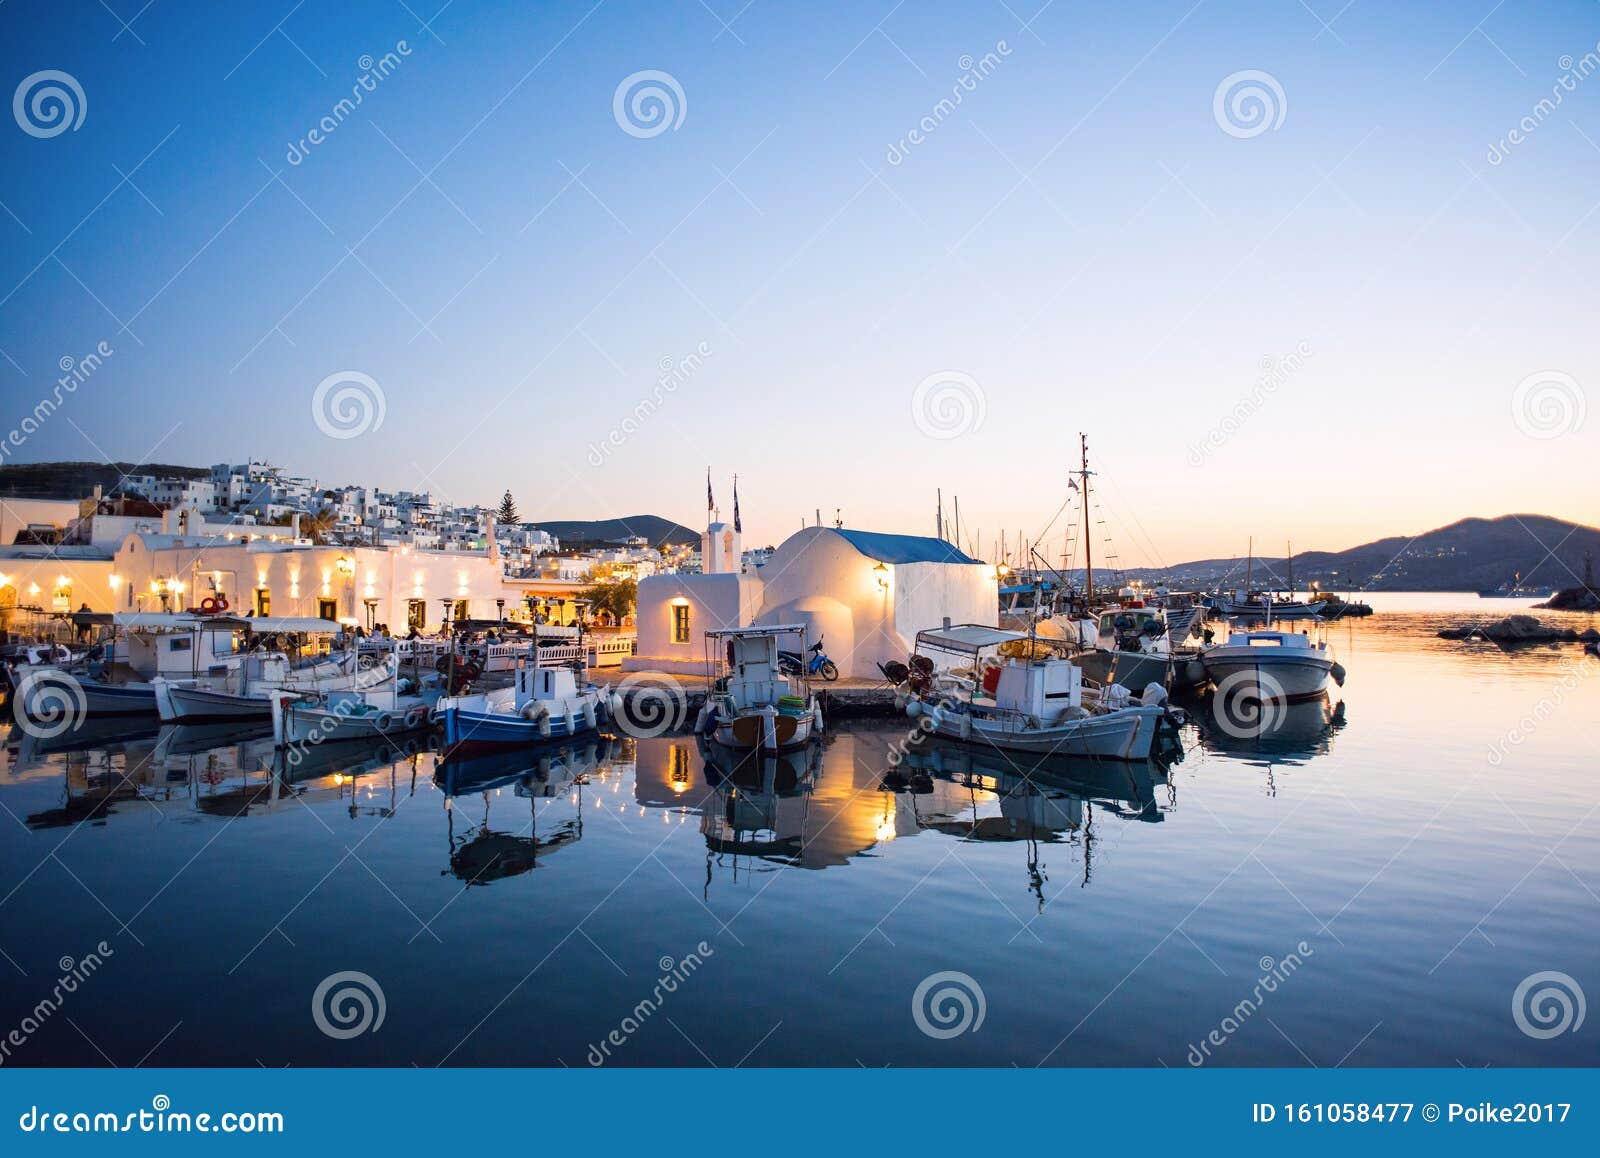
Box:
1079 433 1093 605
1286 540 1294 596
1246 536 1253 593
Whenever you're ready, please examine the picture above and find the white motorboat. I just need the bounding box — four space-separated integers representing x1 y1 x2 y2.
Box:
901 624 1175 760
152 616 372 722
694 625 823 753
437 649 606 750
12 614 243 718
1199 627 1343 702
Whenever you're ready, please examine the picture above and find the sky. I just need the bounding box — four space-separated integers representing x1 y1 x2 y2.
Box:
0 0 1595 567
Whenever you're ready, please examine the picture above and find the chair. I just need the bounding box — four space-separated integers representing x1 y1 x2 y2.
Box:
877 660 910 687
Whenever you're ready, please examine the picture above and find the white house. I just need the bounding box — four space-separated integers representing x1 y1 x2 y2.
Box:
627 518 997 678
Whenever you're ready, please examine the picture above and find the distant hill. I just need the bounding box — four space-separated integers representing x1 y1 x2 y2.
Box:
530 515 699 549
0 461 208 497
1116 515 1600 592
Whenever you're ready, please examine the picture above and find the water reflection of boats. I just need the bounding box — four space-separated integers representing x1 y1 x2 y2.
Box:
697 738 821 871
433 737 613 885
9 713 163 762
1193 692 1345 763
153 721 276 759
881 740 1174 905
899 740 1170 831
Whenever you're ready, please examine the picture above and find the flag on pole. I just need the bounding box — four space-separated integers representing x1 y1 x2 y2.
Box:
707 468 714 517
733 475 741 533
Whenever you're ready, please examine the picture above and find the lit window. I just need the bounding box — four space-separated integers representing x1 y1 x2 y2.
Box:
672 603 691 644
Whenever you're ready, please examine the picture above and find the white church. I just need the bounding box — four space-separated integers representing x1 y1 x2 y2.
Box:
627 505 999 679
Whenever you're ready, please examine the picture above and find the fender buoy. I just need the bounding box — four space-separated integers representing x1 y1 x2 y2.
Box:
200 597 219 614
215 594 229 611
374 712 396 732
582 701 597 731
404 707 427 729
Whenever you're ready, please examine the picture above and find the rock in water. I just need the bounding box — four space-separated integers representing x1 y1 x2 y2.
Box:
1536 586 1600 611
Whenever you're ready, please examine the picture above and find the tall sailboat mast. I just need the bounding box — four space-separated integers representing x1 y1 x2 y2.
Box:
1079 433 1093 603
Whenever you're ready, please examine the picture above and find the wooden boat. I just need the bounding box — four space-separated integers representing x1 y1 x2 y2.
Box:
152 616 369 722
901 624 1175 760
436 649 606 750
270 676 442 748
695 625 822 753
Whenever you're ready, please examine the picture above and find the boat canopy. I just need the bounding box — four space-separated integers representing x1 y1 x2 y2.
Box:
208 615 344 634
704 624 807 639
914 624 1035 654
111 612 203 630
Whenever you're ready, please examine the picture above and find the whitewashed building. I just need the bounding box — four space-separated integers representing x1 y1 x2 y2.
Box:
627 518 997 678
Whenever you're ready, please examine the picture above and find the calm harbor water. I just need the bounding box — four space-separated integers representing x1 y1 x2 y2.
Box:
2 593 1596 1067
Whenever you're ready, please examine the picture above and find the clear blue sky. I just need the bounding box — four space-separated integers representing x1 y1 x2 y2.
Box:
1 1 1595 563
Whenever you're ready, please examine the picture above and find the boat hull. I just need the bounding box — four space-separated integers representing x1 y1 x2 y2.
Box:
709 710 817 752
925 704 1165 760
159 683 274 722
16 673 158 717
440 705 600 750
1074 648 1169 691
1200 651 1331 702
276 701 434 747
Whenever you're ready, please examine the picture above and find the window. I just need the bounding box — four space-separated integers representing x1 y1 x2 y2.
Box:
255 588 271 616
672 602 691 644
318 598 338 622
407 599 426 630
454 599 469 622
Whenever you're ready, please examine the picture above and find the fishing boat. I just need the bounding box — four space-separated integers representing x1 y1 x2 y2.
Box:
9 613 243 717
901 624 1174 760
1073 599 1174 691
694 625 823 753
152 616 369 722
1199 626 1343 703
436 647 606 750
270 674 442 748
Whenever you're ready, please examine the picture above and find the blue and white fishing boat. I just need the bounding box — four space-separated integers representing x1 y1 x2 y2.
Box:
437 650 607 750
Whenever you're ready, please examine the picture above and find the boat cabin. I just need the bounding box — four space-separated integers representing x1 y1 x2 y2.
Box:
705 624 806 710
514 664 580 707
993 657 1083 721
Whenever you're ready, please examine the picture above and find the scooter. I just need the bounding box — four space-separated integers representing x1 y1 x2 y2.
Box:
779 638 839 682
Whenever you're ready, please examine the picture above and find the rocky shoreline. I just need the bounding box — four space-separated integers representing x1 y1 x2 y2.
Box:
1535 585 1600 612
1437 614 1600 645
